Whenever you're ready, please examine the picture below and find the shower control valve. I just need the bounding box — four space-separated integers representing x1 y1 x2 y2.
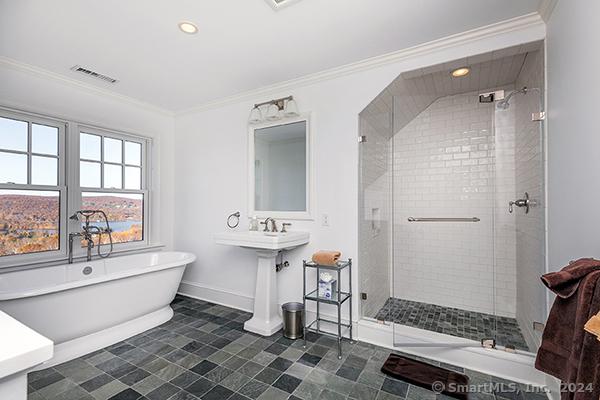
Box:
508 192 536 214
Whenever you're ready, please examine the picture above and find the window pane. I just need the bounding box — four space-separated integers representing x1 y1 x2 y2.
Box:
32 156 58 186
0 189 60 257
80 133 101 160
32 124 58 155
0 117 27 152
125 141 141 166
124 167 141 190
104 164 122 189
80 161 101 188
0 152 27 184
82 192 143 244
104 138 122 163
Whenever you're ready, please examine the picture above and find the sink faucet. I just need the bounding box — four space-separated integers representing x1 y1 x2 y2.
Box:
68 210 114 263
261 217 278 233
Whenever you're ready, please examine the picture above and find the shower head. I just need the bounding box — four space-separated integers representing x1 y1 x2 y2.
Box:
496 87 528 110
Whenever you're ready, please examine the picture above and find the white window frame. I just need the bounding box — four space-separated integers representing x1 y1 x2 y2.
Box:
0 106 154 268
0 108 67 266
70 124 150 256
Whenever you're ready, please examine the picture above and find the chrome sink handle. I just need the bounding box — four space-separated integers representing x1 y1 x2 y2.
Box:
509 192 537 214
281 223 292 233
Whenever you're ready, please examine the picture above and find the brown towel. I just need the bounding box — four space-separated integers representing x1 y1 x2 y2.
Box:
584 313 600 341
311 250 341 266
535 258 600 400
541 258 600 298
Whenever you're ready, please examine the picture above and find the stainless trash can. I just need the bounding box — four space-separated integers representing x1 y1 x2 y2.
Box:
282 302 304 339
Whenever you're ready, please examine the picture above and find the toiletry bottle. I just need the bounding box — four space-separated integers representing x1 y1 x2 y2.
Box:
249 216 259 231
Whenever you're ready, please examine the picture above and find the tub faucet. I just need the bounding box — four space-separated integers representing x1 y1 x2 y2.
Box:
68 210 114 263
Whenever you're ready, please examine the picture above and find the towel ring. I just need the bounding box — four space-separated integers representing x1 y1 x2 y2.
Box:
227 211 241 229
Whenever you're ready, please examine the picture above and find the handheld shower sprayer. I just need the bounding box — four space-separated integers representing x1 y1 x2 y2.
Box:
68 209 114 263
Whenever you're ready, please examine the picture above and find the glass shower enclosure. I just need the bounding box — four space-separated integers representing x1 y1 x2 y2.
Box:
358 42 547 356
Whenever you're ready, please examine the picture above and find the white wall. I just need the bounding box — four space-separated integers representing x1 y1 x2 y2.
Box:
546 0 600 269
0 62 176 249
173 22 546 322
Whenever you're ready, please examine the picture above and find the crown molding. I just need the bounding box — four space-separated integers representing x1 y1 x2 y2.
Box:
0 56 174 117
176 12 546 116
538 0 559 22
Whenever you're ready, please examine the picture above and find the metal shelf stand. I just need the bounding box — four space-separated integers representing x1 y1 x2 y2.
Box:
303 259 353 359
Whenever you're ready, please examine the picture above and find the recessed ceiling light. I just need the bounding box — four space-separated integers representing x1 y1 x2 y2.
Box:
178 22 198 34
451 67 470 78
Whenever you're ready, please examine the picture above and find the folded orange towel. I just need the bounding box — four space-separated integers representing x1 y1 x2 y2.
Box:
312 250 341 266
584 313 600 341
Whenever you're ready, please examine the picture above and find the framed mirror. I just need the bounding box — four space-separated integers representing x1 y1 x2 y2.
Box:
248 115 313 220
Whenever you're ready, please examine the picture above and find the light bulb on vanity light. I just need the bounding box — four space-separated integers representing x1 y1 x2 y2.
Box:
265 103 281 121
284 98 300 117
249 107 263 124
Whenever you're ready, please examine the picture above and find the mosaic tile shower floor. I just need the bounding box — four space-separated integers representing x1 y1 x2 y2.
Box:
374 298 531 352
27 295 544 399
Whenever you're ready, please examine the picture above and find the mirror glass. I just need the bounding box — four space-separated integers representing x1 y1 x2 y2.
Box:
254 121 307 212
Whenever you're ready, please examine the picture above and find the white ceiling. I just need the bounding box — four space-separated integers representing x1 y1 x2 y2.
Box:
0 0 543 112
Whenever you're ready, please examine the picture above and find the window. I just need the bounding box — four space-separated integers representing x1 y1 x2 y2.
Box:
0 107 151 266
0 112 66 259
78 128 147 246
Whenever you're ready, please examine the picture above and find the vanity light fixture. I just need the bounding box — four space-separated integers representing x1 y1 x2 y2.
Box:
451 67 470 77
178 21 198 34
248 96 300 124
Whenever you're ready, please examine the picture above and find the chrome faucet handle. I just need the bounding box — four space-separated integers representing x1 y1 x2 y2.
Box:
281 223 292 233
260 221 269 232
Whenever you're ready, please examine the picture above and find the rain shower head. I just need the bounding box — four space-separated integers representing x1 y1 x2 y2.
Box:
496 87 528 110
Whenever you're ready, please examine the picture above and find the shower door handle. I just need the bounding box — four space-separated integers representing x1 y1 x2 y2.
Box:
509 192 536 214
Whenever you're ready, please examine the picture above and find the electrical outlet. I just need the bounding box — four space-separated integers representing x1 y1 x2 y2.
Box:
322 214 329 226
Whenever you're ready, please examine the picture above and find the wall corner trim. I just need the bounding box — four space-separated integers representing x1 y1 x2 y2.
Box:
176 12 546 116
0 56 174 118
538 0 559 22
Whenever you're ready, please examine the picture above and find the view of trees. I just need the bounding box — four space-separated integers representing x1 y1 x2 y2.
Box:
0 192 143 257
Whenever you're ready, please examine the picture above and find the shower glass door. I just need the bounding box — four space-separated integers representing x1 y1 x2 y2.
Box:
492 85 546 354
391 93 497 348
358 96 393 321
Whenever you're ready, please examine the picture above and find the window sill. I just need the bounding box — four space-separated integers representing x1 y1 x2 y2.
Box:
0 243 166 272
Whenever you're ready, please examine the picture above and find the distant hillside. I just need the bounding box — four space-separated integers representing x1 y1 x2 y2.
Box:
0 193 143 257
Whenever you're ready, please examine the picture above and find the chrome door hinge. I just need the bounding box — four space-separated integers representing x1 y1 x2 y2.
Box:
532 111 546 121
533 321 545 332
358 136 367 143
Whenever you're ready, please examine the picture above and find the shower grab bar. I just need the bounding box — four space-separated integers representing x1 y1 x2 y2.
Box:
407 217 480 222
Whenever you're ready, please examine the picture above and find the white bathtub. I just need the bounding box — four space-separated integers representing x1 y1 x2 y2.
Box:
0 251 195 368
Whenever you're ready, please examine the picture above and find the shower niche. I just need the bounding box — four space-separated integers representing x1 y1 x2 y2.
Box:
358 41 547 357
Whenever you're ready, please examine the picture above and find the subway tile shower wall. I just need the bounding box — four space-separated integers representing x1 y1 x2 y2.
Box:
393 88 518 318
514 50 546 351
358 112 392 318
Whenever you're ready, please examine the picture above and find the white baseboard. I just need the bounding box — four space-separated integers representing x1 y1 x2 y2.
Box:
178 281 254 313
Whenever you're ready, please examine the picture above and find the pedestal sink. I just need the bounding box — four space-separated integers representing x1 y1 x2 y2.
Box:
214 230 309 336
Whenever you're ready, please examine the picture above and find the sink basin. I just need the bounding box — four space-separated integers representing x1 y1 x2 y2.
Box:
214 230 309 250
214 230 310 336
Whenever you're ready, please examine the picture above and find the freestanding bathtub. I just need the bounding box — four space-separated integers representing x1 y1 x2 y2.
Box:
0 251 195 369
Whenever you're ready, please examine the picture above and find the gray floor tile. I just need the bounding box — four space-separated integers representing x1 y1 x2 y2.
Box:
27 295 545 400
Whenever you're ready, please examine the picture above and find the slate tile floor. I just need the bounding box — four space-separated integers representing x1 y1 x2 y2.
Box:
27 295 544 400
375 298 531 352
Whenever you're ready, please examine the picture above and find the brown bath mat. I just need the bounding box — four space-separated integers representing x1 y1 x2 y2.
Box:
381 354 470 400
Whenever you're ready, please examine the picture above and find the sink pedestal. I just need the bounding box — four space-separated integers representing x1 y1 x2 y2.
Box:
244 249 282 336
214 230 310 337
